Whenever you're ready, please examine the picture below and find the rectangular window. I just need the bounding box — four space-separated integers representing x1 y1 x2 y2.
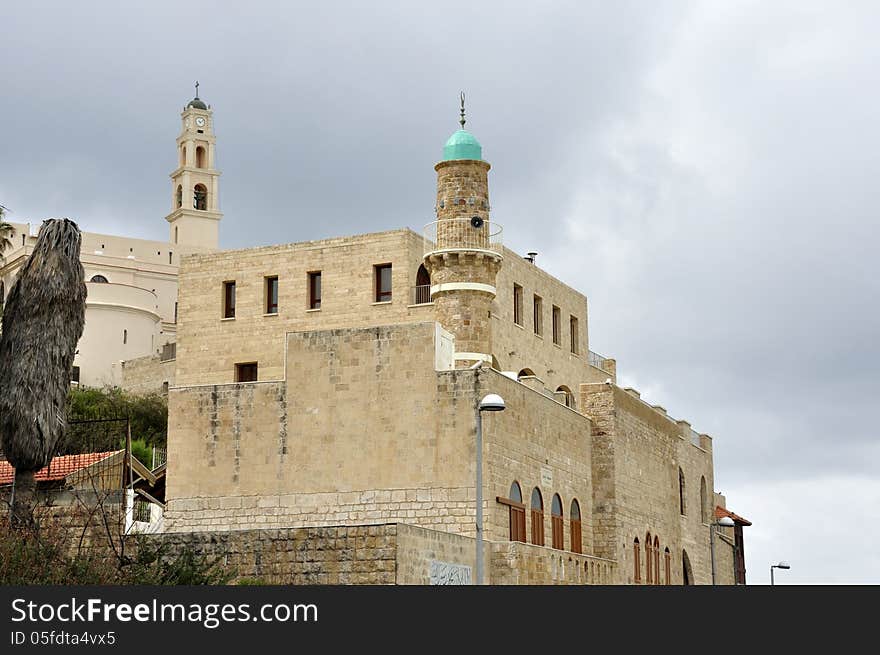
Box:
375 264 392 302
174 301 178 323
223 281 236 319
533 295 543 335
235 362 258 383
552 305 561 345
71 366 80 383
513 284 523 326
308 271 322 309
570 315 579 354
265 276 279 314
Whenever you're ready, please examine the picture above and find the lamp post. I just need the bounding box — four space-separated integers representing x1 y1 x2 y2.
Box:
475 393 505 585
770 561 791 585
710 515 736 585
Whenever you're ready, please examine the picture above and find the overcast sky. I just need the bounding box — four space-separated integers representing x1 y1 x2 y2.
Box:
2 1 878 583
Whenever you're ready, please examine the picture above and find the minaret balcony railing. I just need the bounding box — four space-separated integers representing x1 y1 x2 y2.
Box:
423 219 503 258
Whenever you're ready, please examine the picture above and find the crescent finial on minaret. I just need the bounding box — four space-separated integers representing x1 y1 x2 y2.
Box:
459 92 466 129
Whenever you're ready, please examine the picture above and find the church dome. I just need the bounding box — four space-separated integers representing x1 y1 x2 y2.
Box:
187 97 207 110
442 129 482 161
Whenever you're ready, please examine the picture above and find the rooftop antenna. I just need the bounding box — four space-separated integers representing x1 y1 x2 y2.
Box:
459 91 466 129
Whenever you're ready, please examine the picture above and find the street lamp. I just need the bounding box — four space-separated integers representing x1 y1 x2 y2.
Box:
475 393 505 585
710 515 736 585
770 561 791 586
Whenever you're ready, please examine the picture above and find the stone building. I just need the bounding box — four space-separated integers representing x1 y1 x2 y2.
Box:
129 99 750 585
0 90 220 388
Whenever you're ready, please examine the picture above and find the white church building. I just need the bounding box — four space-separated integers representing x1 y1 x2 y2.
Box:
0 90 221 388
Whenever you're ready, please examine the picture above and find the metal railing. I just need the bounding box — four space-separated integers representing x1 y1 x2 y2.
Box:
412 285 432 305
423 219 503 257
151 446 167 468
588 350 607 370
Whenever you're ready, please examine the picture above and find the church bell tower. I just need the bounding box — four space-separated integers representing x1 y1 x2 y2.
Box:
165 83 222 250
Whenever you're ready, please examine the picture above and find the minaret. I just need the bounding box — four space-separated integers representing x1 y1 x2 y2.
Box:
425 94 502 368
165 82 222 250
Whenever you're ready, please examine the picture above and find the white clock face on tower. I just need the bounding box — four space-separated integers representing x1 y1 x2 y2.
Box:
195 117 206 127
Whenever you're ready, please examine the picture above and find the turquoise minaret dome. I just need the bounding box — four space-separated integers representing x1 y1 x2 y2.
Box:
443 129 482 161
442 92 483 161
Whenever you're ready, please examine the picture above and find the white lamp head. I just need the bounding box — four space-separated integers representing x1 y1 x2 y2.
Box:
775 561 791 569
717 516 735 528
479 393 506 412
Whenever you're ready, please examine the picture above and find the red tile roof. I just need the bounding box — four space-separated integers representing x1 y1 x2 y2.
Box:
716 505 752 526
0 451 121 486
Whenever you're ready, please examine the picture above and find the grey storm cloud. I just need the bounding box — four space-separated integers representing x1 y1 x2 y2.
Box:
1 0 877 583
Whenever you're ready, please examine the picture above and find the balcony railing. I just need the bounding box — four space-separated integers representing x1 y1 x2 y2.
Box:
423 219 503 257
412 285 432 305
588 350 608 370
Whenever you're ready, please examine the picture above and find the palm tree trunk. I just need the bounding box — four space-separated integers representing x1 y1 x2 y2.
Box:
11 468 36 528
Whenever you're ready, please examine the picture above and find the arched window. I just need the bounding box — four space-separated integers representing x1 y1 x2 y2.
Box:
517 368 535 380
90 275 109 283
664 547 671 585
506 481 526 542
645 532 653 584
530 487 544 546
654 535 660 585
176 185 182 208
196 146 206 168
570 499 582 554
556 385 574 409
679 468 687 515
551 493 564 550
700 476 709 523
682 550 693 585
193 184 208 210
633 538 641 583
180 146 186 167
414 264 431 304
175 226 179 244
123 329 127 345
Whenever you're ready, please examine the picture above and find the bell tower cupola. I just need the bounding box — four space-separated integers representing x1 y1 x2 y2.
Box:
425 94 502 369
165 82 222 251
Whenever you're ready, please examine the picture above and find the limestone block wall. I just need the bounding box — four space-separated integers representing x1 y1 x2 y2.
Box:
166 321 607 559
174 229 430 386
581 383 718 585
144 522 617 585
166 323 482 533
0 490 126 555
490 541 616 585
491 249 610 405
145 525 399 584
120 353 176 395
395 523 485 584
478 369 594 557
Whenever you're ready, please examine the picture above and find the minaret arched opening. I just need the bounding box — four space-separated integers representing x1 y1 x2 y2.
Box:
196 146 206 168
176 185 182 208
180 146 186 167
